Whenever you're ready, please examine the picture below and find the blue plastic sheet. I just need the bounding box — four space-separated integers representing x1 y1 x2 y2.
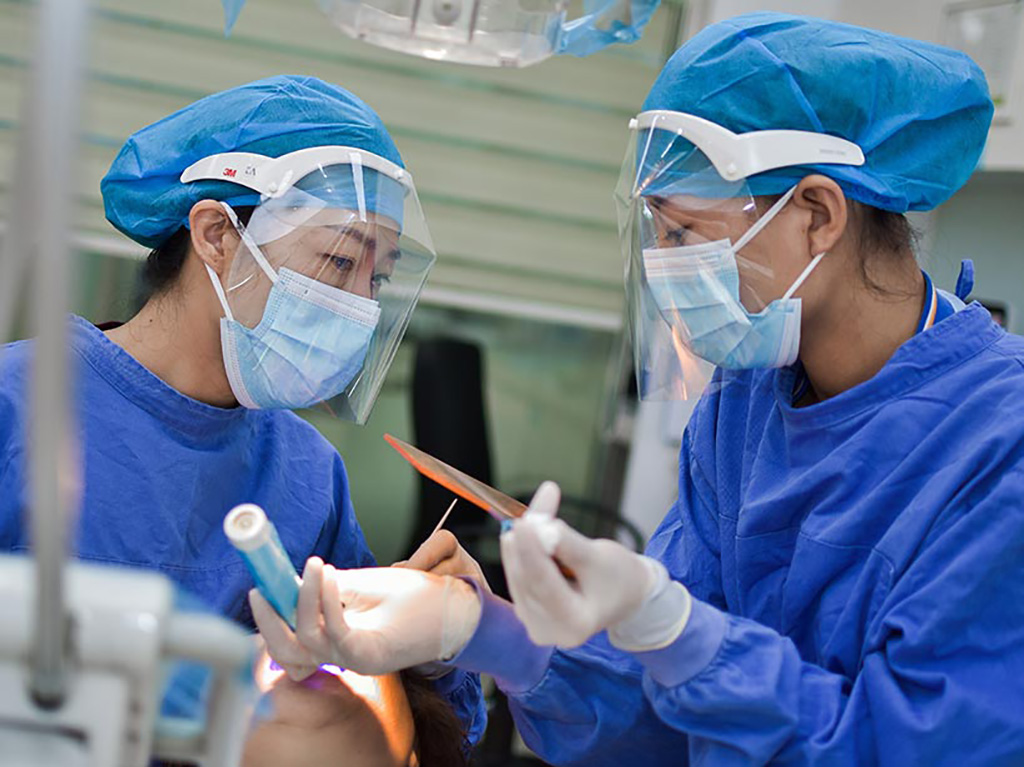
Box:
557 0 659 57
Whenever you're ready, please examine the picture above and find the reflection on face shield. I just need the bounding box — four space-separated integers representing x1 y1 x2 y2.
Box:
645 194 757 250
640 187 826 372
253 210 403 303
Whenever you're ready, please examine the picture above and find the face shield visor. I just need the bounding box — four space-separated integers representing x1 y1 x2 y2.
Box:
614 111 864 401
181 147 435 424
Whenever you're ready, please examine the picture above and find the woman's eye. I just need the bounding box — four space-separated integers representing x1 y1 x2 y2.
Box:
327 254 354 273
666 227 689 245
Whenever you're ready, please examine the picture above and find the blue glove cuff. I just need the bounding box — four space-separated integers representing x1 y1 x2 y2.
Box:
444 578 553 694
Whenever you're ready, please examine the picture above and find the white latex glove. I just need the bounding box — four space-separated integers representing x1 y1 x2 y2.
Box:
501 481 690 649
250 557 482 679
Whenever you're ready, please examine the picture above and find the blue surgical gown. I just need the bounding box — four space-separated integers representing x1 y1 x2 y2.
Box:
456 299 1024 765
0 316 484 741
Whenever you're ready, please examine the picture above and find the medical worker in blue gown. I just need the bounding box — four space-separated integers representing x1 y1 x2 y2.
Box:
252 14 1024 766
0 75 483 740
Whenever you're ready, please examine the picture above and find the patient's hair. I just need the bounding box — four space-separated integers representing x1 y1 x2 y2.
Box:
401 670 469 767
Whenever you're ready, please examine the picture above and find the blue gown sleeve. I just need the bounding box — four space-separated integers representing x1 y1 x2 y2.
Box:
450 579 684 766
0 385 24 549
448 426 719 767
507 639 688 767
426 662 488 746
631 464 1024 765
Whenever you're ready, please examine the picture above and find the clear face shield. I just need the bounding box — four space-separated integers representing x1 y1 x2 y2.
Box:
614 111 864 400
181 148 435 423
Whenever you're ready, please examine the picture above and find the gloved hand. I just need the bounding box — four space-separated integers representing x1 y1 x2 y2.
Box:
500 481 691 650
250 557 482 678
395 530 493 594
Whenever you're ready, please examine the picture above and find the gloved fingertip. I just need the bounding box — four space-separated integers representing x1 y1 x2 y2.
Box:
526 481 561 519
534 518 562 556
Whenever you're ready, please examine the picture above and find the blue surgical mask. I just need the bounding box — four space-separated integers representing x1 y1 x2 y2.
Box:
642 186 825 370
206 206 381 410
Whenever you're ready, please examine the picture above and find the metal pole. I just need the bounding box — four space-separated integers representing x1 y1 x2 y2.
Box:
24 0 90 708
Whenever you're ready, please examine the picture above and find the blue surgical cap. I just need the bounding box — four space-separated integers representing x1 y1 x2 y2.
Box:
642 13 994 212
101 75 405 248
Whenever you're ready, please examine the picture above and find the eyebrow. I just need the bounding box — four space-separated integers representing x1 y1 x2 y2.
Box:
323 224 403 266
327 225 372 245
651 198 736 224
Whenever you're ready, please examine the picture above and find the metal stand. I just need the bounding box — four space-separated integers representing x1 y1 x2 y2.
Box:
0 2 257 764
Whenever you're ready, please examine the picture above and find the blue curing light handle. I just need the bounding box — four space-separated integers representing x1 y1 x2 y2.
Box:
224 503 300 629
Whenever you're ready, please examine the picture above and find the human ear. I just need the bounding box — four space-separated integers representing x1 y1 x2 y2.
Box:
791 175 847 257
188 200 240 276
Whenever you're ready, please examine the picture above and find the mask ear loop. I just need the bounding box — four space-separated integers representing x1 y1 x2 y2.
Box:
221 202 279 284
782 251 827 301
204 262 235 322
205 203 282 322
732 185 798 253
732 183 827 302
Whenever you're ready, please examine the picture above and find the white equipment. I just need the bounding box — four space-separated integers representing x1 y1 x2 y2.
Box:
0 0 258 764
0 558 254 767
